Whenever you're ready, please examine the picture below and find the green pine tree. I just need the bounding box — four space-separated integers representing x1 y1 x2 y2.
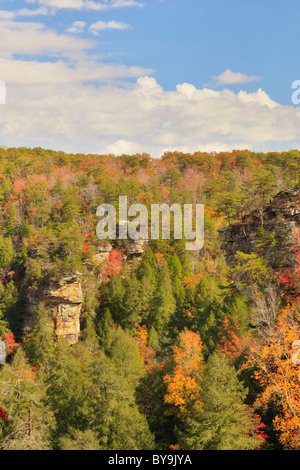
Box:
25 302 55 370
149 263 176 336
0 235 14 269
179 350 262 450
121 273 143 331
106 325 145 386
0 346 54 450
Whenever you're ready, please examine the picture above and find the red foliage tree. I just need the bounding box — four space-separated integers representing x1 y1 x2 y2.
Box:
100 248 123 281
0 407 8 421
278 228 300 298
4 333 18 356
218 317 249 363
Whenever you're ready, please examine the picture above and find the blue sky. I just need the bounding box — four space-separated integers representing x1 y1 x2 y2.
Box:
0 0 299 157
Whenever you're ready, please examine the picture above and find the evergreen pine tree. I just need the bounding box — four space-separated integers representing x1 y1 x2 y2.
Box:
25 302 55 370
179 350 262 450
4 204 19 236
106 326 145 386
59 429 101 450
98 307 115 352
138 275 154 324
46 338 154 450
149 263 176 336
0 235 14 269
0 306 10 339
0 281 23 339
121 273 143 331
0 346 54 450
101 273 125 324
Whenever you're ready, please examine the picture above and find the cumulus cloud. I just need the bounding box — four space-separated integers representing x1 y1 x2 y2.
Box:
0 57 152 84
106 139 141 155
66 21 86 33
214 69 261 86
25 0 143 11
1 71 300 158
0 20 93 57
0 6 299 158
89 20 130 35
0 18 152 82
0 11 17 20
0 7 50 19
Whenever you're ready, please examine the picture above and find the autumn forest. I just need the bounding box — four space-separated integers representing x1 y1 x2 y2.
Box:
1 147 300 450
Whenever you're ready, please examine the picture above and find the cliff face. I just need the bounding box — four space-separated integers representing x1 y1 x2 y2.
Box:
25 239 149 345
26 272 83 345
93 239 148 267
24 190 299 345
218 190 300 285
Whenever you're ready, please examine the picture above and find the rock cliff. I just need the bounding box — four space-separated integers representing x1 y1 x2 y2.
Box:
26 272 83 345
218 190 300 284
25 238 149 345
93 239 148 267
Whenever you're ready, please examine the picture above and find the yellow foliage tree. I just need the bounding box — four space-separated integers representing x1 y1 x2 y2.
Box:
163 330 204 419
245 302 300 449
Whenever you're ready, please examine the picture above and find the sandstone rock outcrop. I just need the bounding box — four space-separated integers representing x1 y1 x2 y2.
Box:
93 243 112 264
126 239 148 256
26 272 83 345
218 190 300 283
25 237 149 345
93 239 148 269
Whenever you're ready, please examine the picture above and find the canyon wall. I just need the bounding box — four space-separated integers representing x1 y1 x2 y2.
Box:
25 239 148 344
26 272 83 345
218 190 300 285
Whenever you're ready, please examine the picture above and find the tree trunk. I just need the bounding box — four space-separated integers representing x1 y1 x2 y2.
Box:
28 407 32 437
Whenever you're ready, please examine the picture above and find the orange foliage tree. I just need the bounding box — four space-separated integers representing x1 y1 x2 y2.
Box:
134 325 155 370
163 330 204 419
245 302 300 449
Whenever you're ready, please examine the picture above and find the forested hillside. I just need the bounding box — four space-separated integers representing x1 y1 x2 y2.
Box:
1 147 300 450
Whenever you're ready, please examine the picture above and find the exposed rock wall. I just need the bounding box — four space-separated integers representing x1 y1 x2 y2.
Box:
218 190 300 283
25 239 148 345
26 272 83 345
93 239 148 268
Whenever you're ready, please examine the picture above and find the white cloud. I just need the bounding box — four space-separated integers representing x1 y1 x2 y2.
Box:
14 7 50 16
0 7 298 158
0 18 152 83
85 0 143 10
67 21 86 33
106 139 141 155
2 0 141 21
89 20 130 35
0 57 152 84
214 69 261 86
0 6 51 18
0 11 17 20
26 0 143 11
238 88 278 109
1 71 300 158
0 20 93 57
38 0 85 8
